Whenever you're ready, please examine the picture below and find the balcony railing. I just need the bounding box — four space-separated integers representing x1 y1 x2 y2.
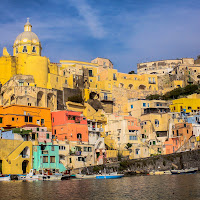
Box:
88 127 104 132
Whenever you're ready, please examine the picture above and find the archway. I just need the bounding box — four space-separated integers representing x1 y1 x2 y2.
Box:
139 85 146 90
22 160 29 174
128 84 133 89
37 91 44 107
47 93 54 110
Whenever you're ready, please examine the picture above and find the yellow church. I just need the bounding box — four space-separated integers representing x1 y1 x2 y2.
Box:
0 19 159 115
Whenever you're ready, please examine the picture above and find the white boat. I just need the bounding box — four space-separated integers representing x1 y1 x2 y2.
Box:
75 173 96 179
171 167 198 174
39 174 62 181
0 175 10 181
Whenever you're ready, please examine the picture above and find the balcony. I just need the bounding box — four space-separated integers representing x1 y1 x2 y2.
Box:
88 127 104 132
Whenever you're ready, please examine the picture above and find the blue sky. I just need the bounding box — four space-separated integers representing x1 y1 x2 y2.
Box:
0 0 200 73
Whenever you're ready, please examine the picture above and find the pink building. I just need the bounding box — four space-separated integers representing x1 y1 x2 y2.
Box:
21 124 52 143
51 110 88 142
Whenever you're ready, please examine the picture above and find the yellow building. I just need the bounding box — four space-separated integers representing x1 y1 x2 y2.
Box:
128 99 170 119
170 93 200 113
0 139 32 174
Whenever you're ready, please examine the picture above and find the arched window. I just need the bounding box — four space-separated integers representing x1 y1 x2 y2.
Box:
32 46 36 53
77 133 82 139
23 46 27 53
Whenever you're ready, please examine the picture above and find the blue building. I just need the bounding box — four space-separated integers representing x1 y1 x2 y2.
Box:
33 143 66 172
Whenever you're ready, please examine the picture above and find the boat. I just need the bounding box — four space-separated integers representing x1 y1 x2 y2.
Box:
171 167 198 174
0 175 11 181
149 170 171 175
96 172 124 179
18 169 40 181
75 173 96 179
38 173 62 181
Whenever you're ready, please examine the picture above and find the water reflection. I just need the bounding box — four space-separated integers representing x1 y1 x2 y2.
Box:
0 174 200 200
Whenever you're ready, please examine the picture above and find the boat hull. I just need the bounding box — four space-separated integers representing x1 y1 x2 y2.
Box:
0 175 10 181
171 167 198 174
75 174 96 179
96 174 124 179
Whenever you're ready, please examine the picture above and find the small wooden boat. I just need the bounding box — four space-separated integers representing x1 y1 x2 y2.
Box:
96 172 124 179
149 170 171 175
171 167 198 174
0 175 10 181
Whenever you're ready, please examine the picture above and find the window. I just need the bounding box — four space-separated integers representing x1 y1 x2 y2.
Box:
188 106 192 110
32 133 35 140
29 116 32 122
113 73 117 80
77 133 82 139
184 124 186 127
131 105 133 109
19 81 24 86
16 48 18 54
129 136 137 140
28 103 31 106
56 77 58 82
46 133 49 139
63 71 65 76
153 141 156 145
88 147 92 152
32 46 36 53
0 117 2 123
143 103 146 107
25 116 28 122
78 157 85 162
84 147 87 152
54 130 56 135
187 129 189 134
135 149 140 155
69 158 72 163
37 128 39 131
155 119 159 126
43 156 48 163
51 146 55 152
12 117 14 121
152 77 156 83
104 93 108 100
65 80 67 84
177 130 179 136
22 46 27 53
50 156 55 163
41 119 44 125
89 70 93 77
148 77 151 83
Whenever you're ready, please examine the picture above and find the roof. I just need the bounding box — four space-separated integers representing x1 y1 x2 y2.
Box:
15 31 39 42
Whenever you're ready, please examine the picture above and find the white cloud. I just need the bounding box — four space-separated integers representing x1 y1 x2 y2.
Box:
68 0 106 39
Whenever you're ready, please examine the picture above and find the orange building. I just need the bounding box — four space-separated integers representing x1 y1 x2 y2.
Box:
51 110 88 142
0 104 52 129
165 123 193 154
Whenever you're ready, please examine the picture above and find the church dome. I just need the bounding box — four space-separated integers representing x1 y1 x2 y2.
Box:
13 18 41 56
15 31 39 42
14 18 40 44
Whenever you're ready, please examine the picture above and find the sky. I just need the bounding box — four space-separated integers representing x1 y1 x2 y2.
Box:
0 0 200 73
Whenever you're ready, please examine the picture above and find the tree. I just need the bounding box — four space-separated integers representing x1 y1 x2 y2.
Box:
125 143 132 150
128 70 136 74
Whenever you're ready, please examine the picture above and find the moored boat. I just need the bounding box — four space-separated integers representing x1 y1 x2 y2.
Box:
75 173 96 179
171 167 198 174
0 175 11 181
96 172 124 179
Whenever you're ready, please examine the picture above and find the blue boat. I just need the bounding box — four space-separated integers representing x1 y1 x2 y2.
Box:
96 172 124 179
